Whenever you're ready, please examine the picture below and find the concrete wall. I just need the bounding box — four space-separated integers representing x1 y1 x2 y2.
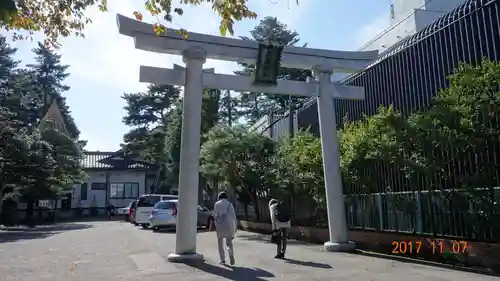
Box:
360 0 467 52
359 12 417 51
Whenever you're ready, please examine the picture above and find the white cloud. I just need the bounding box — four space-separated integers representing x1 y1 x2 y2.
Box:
354 13 390 50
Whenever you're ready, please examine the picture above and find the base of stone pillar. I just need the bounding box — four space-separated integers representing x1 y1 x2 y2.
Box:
167 252 204 263
324 241 356 252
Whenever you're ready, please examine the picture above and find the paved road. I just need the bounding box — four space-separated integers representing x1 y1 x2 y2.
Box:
0 221 498 281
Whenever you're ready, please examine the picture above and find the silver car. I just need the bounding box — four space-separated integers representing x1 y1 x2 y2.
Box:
149 200 213 232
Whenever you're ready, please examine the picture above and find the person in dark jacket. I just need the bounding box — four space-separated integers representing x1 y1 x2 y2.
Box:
269 199 291 259
107 203 116 220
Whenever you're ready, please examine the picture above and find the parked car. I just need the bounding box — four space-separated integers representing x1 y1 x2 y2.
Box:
149 199 213 232
116 204 131 219
135 194 178 229
115 201 136 221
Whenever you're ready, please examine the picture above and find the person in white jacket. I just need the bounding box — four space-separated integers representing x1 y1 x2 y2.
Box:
269 198 291 259
213 192 237 265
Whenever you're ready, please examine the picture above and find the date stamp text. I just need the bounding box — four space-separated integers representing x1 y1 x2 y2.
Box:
391 240 468 255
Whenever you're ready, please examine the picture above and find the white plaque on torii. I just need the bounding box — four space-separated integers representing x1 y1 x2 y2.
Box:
116 14 378 262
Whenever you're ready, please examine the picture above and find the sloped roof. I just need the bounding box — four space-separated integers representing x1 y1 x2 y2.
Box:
38 100 69 136
82 151 157 170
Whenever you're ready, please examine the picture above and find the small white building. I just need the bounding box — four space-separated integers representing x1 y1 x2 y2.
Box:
9 99 159 221
66 151 159 216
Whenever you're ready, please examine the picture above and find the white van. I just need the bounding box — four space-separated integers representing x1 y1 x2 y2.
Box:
135 194 178 228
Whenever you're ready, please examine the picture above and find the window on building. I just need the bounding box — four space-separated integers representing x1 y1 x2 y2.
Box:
44 119 55 130
110 183 139 199
80 183 88 200
91 183 106 190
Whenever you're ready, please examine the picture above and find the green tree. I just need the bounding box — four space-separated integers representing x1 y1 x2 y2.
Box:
340 106 408 194
235 17 312 123
202 89 222 134
121 84 180 163
122 86 223 192
339 106 413 229
0 37 36 126
162 89 222 192
163 101 183 190
408 59 500 188
0 35 18 91
218 90 240 126
1 0 258 47
200 125 275 219
0 107 56 213
121 84 181 193
28 42 80 139
273 130 325 223
404 59 500 235
40 129 86 188
122 84 181 128
2 69 41 129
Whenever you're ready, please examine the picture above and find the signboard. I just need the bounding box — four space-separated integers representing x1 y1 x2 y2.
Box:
38 200 52 208
253 43 283 86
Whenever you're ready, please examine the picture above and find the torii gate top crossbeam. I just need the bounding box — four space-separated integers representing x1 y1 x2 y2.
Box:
116 14 379 71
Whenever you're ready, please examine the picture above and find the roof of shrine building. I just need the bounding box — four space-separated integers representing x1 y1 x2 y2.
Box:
82 151 157 171
37 100 70 136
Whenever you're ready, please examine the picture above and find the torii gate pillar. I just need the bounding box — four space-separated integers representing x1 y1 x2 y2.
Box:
167 47 207 262
314 66 354 251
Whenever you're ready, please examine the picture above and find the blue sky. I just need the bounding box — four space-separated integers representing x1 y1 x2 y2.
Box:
9 0 390 151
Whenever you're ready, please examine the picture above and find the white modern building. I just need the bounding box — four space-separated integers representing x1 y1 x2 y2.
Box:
359 0 468 52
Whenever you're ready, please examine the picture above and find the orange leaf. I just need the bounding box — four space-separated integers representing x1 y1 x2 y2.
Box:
133 11 143 21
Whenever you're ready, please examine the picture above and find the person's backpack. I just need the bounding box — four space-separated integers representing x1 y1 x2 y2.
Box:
276 201 291 222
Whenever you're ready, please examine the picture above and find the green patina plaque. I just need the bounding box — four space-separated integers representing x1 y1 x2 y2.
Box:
253 43 283 86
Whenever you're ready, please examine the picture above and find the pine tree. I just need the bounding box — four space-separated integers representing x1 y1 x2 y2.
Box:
235 17 313 123
163 101 183 190
122 84 181 128
121 84 181 162
0 35 18 90
28 42 80 139
0 36 41 129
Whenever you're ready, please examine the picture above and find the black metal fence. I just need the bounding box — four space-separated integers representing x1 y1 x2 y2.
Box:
256 0 500 242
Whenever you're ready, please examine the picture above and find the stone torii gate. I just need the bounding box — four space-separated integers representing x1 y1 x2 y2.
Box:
116 14 378 262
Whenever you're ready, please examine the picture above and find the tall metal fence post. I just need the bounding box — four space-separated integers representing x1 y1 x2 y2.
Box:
376 194 384 230
415 191 423 233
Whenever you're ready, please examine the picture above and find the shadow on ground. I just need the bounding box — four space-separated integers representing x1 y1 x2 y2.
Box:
150 227 212 234
186 260 274 281
0 223 93 243
284 258 332 269
236 232 311 245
